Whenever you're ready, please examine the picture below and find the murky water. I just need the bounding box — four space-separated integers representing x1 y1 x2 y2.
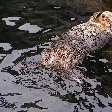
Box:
0 0 112 112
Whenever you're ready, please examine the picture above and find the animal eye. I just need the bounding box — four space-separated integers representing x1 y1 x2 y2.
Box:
101 14 105 18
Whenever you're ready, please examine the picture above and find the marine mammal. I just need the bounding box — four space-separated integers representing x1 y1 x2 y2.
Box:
21 11 112 83
40 11 112 82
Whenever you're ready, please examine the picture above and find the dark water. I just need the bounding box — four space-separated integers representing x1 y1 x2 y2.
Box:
0 0 112 112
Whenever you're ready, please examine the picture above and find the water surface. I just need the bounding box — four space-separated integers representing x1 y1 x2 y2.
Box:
0 0 112 112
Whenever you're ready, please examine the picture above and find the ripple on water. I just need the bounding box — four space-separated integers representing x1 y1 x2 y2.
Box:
0 43 111 112
0 1 112 111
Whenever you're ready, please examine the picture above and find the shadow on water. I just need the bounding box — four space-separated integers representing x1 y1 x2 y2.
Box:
0 0 112 112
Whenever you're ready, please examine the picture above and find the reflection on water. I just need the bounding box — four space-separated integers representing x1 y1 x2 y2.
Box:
99 59 108 63
0 43 112 112
53 6 61 9
18 23 43 33
43 29 51 33
2 17 21 26
108 69 112 72
71 17 76 21
0 43 12 51
0 0 112 112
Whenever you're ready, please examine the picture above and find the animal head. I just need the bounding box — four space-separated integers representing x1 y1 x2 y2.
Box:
89 11 112 32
